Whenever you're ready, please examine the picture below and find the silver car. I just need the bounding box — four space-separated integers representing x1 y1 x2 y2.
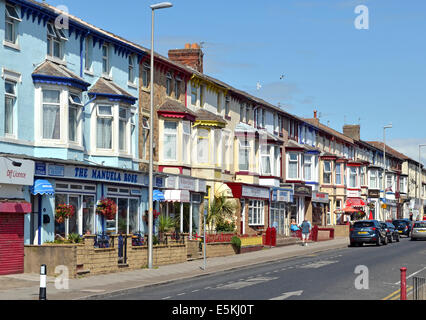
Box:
411 222 426 241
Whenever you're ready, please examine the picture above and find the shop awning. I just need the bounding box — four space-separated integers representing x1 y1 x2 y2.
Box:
153 189 165 202
164 190 191 203
31 179 55 196
0 200 32 214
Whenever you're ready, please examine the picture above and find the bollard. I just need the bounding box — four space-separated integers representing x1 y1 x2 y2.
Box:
39 264 47 300
400 267 407 301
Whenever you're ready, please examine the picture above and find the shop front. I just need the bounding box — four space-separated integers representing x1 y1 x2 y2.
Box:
270 188 293 236
367 189 380 220
289 184 313 225
0 156 34 275
162 175 206 238
312 191 330 226
28 160 149 244
227 183 270 236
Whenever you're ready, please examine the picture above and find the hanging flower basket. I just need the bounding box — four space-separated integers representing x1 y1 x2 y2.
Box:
55 204 75 224
96 198 117 220
153 210 161 221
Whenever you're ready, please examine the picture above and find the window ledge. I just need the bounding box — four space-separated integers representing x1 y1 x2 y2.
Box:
46 55 67 66
3 40 20 51
84 69 95 77
127 82 138 89
141 87 150 93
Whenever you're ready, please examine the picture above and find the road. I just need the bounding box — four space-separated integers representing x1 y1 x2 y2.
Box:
96 237 426 300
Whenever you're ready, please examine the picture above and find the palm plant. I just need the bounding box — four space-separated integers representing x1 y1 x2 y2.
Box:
158 215 175 233
207 195 237 233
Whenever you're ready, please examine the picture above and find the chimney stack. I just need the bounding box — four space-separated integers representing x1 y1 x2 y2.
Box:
343 125 361 141
168 43 204 73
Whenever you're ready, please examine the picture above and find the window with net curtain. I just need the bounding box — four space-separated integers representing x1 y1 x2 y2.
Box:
5 81 16 135
288 153 298 179
42 90 61 140
323 161 332 184
197 128 210 164
261 144 272 175
97 105 112 149
304 154 312 181
239 138 250 171
182 121 191 164
164 121 177 160
119 107 128 152
349 167 358 188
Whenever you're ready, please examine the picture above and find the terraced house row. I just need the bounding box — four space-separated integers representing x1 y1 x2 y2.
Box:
0 0 425 275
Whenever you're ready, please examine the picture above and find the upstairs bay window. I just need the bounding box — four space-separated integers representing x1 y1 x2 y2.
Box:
303 155 312 181
239 138 250 172
182 121 191 164
47 22 67 60
214 129 222 166
261 145 272 175
197 129 210 164
287 153 299 180
323 161 332 184
42 90 61 140
349 167 359 188
68 94 82 143
369 170 378 189
96 105 113 149
119 107 129 152
4 80 16 136
163 121 177 161
335 163 342 185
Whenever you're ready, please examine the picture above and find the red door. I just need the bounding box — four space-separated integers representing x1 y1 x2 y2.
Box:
0 213 25 276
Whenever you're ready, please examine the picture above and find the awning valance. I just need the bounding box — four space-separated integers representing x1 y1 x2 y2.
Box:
346 198 366 208
31 179 55 196
0 201 32 214
164 190 190 203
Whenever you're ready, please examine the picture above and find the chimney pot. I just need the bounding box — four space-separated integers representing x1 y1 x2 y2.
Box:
191 43 200 49
184 43 191 49
314 110 318 119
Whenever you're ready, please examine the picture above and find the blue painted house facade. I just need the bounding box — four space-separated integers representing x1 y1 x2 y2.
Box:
0 0 155 244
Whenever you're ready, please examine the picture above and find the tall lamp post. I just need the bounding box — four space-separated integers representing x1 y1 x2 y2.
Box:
148 1 173 270
419 144 426 219
382 124 392 221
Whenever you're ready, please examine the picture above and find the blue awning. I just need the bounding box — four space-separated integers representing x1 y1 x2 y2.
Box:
31 179 55 196
153 189 165 202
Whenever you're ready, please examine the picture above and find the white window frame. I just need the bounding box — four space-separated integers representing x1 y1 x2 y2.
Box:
248 200 265 226
47 22 67 60
335 163 342 185
323 161 332 184
191 85 198 107
118 107 129 153
128 55 135 84
239 138 251 172
197 128 210 164
287 152 300 180
163 120 178 161
4 80 16 137
96 105 114 150
142 63 150 88
182 121 191 164
261 144 273 176
5 3 21 45
68 93 83 144
303 154 312 181
369 169 378 189
41 88 62 141
349 167 359 189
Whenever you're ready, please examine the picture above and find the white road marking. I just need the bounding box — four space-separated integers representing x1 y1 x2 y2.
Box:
299 260 339 269
270 290 304 300
162 296 172 300
214 277 278 290
394 267 426 285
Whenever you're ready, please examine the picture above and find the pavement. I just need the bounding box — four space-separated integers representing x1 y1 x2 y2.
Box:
0 237 351 300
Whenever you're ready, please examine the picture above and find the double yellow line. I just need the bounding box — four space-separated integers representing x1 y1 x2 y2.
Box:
383 286 413 300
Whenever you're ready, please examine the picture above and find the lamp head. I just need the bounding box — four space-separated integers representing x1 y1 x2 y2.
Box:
384 124 393 129
150 2 173 10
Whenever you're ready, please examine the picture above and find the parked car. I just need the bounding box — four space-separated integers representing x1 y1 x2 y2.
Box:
411 222 426 241
350 220 388 247
382 222 400 243
392 219 413 238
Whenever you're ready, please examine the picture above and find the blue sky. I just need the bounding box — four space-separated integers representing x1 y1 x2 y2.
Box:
48 0 426 164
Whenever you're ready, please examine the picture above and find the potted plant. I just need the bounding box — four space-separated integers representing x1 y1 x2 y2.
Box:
158 215 175 243
96 198 117 220
55 204 75 224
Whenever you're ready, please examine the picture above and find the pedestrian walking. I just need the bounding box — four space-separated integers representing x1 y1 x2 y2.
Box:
290 219 300 237
300 219 312 246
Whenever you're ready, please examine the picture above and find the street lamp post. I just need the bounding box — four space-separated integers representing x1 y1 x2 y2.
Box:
148 2 173 270
382 124 392 221
418 144 426 219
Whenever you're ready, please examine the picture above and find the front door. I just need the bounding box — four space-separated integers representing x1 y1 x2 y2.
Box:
67 196 79 237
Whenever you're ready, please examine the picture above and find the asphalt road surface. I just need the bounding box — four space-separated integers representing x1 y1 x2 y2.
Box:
98 237 426 301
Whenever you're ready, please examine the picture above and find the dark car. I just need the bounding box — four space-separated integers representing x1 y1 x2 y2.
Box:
382 222 400 243
392 219 413 238
350 220 388 247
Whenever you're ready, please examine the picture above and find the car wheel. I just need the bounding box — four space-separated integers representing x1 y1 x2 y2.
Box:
376 238 381 246
389 236 393 244
383 236 388 245
396 235 400 243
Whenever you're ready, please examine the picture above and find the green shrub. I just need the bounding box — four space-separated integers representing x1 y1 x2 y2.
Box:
231 236 241 248
68 233 82 244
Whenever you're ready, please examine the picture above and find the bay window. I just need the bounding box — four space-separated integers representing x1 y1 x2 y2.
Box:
197 129 210 164
96 105 113 149
182 121 191 164
119 107 128 152
42 90 61 140
304 155 312 181
239 138 250 171
261 145 272 175
370 170 378 189
248 200 265 226
323 161 332 184
164 121 177 161
349 167 358 188
288 153 299 180
5 80 16 136
68 94 82 143
335 163 342 185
